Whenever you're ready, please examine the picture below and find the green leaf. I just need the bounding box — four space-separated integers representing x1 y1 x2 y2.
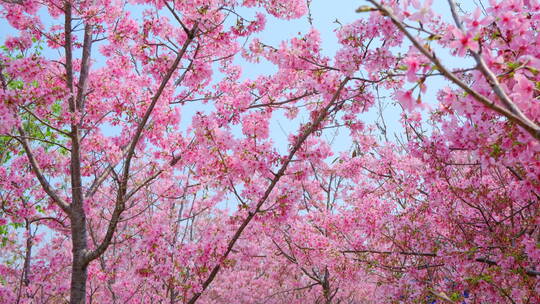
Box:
450 292 461 301
506 62 520 70
36 205 45 214
490 143 503 158
397 65 408 71
8 80 24 90
356 5 376 13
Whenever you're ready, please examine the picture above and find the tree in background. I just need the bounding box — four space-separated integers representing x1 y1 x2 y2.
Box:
0 0 538 303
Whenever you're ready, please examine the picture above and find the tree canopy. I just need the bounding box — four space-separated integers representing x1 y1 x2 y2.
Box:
0 0 538 303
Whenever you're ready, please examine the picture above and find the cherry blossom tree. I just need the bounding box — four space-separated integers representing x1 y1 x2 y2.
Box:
0 0 538 303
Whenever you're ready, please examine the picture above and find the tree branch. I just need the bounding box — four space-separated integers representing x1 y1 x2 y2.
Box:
186 78 350 304
344 249 540 277
16 127 70 213
75 23 93 110
366 0 540 141
84 24 198 263
447 0 534 125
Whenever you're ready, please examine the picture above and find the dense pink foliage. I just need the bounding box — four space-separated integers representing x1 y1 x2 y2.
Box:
0 0 538 303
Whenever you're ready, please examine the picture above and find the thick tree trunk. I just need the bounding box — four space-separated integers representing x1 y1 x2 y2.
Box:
69 257 88 304
69 206 88 304
322 268 332 304
68 123 87 304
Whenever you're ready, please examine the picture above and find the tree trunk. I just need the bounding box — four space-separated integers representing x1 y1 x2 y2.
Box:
69 258 88 304
64 2 90 302
69 207 88 304
68 137 87 304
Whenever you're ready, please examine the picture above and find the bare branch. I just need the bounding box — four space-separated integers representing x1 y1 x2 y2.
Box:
248 91 316 109
0 0 23 4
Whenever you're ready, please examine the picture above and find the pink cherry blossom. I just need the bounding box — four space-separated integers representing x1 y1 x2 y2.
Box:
450 28 479 57
1 1 539 304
